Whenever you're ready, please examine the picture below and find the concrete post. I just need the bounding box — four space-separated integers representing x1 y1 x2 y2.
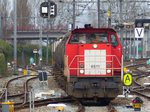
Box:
73 0 75 29
13 0 17 72
97 0 100 28
0 16 2 37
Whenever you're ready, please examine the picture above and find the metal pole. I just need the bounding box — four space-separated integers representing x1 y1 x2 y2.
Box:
136 38 139 59
14 0 17 72
22 50 25 67
52 40 54 65
148 24 150 57
120 0 123 44
0 16 2 37
39 18 43 67
29 91 32 112
5 88 7 101
51 40 53 65
97 0 100 28
32 89 35 112
46 37 49 65
47 3 50 65
141 38 143 58
73 0 75 29
125 29 127 60
46 0 51 65
145 26 148 58
129 27 132 58
134 30 136 63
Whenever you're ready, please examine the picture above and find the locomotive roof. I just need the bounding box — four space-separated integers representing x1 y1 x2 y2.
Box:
72 28 117 33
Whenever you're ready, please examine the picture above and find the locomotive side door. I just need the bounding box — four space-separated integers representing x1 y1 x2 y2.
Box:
109 33 122 74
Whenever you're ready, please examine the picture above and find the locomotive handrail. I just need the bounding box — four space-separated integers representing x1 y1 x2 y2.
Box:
68 54 121 76
69 55 121 67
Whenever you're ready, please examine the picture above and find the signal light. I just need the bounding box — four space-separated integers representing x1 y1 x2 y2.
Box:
132 99 136 103
49 1 57 18
40 1 57 18
40 2 49 18
132 97 143 104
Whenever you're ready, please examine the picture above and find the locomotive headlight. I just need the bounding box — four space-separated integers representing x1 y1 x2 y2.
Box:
107 69 111 73
80 69 84 74
93 44 98 48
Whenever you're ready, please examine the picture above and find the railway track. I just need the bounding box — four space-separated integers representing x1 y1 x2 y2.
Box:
0 67 85 112
0 72 38 102
14 96 73 110
14 96 85 112
124 58 149 66
107 104 117 112
0 71 38 111
125 58 150 100
1 60 149 111
131 72 150 99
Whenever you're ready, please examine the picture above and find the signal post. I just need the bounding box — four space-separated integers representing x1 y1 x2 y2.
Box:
122 68 133 98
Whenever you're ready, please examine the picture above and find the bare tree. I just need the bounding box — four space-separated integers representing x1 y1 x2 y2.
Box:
27 0 150 29
17 0 31 29
0 0 10 36
0 0 9 17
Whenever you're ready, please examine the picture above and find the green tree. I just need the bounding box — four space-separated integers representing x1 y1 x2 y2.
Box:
0 39 13 62
0 40 13 76
0 53 6 76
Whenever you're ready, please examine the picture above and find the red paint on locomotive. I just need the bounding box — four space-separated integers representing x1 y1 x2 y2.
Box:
54 25 123 101
64 28 122 78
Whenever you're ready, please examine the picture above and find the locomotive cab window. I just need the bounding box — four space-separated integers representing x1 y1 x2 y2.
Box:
87 33 108 44
70 34 79 43
110 34 118 47
69 33 87 44
69 33 108 44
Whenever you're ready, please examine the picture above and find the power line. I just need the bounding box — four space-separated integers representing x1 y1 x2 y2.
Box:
59 0 150 3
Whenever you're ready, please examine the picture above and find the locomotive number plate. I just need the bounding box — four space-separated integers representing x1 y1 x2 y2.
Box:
84 50 106 75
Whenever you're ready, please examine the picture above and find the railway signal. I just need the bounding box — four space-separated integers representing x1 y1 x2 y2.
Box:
123 73 133 87
38 71 48 81
132 97 143 111
40 2 48 18
49 1 57 18
40 1 57 18
122 73 133 98
134 28 144 38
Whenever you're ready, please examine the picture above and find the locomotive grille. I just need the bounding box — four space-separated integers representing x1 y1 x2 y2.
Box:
84 50 106 75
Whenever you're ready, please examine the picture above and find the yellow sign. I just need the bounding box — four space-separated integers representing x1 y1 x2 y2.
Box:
23 69 27 75
123 67 127 73
123 73 133 86
107 8 111 17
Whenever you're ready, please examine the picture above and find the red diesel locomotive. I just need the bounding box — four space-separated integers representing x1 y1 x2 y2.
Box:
54 25 123 103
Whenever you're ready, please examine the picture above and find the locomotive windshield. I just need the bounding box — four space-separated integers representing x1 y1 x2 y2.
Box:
69 33 108 44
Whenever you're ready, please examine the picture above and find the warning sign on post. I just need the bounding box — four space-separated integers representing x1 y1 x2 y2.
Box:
123 73 133 86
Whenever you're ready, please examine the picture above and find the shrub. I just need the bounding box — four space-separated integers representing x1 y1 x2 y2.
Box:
0 53 6 76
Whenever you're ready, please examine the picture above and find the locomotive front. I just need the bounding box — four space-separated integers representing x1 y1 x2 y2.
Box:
62 27 123 102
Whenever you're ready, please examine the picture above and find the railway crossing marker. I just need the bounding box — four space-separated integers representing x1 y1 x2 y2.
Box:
123 86 130 98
